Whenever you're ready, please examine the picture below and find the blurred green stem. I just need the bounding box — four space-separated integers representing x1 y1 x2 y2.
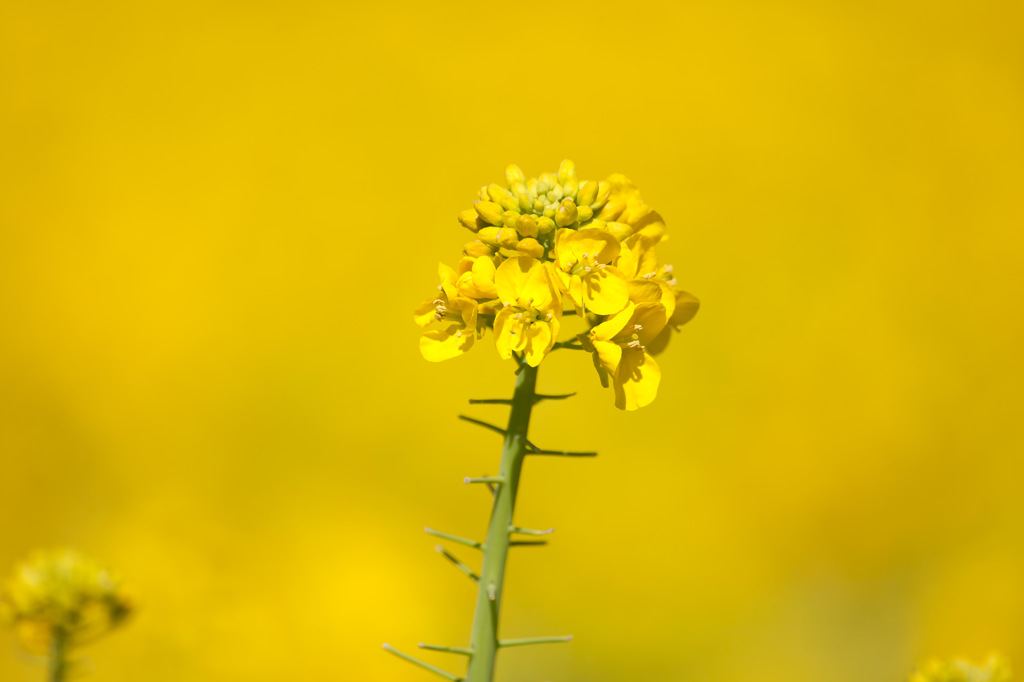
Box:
49 628 68 682
465 362 538 682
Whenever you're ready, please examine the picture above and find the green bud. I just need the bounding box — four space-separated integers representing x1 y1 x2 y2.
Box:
555 198 578 227
558 159 576 184
562 178 579 200
475 201 506 226
577 180 599 207
516 191 534 212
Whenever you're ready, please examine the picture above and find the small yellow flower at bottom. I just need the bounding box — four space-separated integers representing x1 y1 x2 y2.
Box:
909 654 1012 682
0 548 132 656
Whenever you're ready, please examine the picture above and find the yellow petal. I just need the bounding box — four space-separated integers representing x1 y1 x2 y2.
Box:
593 339 622 375
632 302 669 344
568 228 620 265
590 302 636 342
627 281 675 320
413 298 439 327
420 328 474 362
495 256 533 304
582 266 629 315
671 291 700 328
520 259 557 311
492 307 516 360
613 350 660 411
523 319 554 367
438 263 458 299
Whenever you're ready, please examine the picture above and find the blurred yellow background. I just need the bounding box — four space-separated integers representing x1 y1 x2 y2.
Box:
2 1 1023 680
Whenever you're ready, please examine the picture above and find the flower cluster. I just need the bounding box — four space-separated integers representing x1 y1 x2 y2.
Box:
0 549 132 655
909 654 1012 682
415 160 698 410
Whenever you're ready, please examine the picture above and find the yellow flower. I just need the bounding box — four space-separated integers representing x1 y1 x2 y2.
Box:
551 227 629 315
582 301 670 411
420 159 699 408
493 256 561 366
414 263 481 362
908 654 1012 682
0 549 132 655
454 255 499 300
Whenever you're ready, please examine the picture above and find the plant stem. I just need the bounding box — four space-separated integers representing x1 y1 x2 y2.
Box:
49 628 68 682
465 362 538 682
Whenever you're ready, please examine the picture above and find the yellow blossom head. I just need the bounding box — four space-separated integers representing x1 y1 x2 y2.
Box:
909 654 1013 682
0 549 132 655
414 160 699 409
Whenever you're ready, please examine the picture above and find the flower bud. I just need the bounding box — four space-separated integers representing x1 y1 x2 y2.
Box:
605 221 634 240
536 216 556 235
516 238 544 258
464 240 493 257
496 227 519 249
475 201 506 226
503 210 520 228
577 180 599 207
555 198 578 227
477 227 503 246
515 214 539 238
576 205 594 223
562 178 579 200
558 159 576 184
592 181 611 209
459 208 486 232
513 185 533 211
487 183 509 205
596 198 625 221
505 164 525 188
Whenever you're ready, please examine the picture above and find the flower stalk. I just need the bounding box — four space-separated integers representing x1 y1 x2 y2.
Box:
465 361 538 682
48 627 68 682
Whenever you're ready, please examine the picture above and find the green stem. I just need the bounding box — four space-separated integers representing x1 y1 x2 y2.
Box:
465 362 538 682
49 628 68 682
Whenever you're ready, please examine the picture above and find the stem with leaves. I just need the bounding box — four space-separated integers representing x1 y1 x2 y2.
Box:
385 356 593 681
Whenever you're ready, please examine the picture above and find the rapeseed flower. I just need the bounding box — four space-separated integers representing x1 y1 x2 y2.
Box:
909 654 1012 682
0 549 131 655
415 160 699 409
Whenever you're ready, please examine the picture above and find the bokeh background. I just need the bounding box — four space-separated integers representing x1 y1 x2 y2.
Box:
2 1 1023 680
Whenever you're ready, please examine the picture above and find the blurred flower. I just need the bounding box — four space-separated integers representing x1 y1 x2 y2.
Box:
0 548 132 656
414 160 699 409
909 654 1012 682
